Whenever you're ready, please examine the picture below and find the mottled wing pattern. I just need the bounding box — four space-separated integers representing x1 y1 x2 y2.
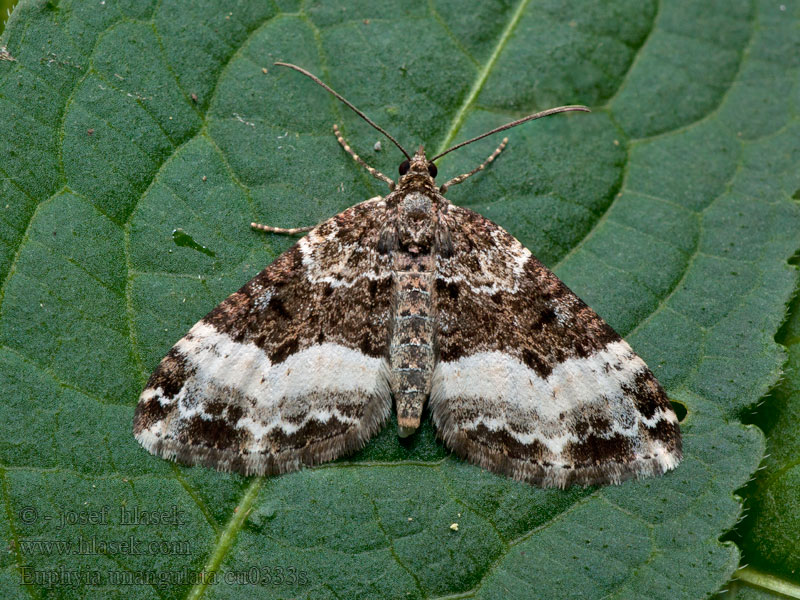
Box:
431 205 682 488
134 197 394 476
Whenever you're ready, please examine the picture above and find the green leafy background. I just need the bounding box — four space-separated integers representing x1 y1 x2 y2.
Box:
1 0 798 598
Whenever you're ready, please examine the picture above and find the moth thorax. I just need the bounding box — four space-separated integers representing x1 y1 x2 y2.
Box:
398 191 435 252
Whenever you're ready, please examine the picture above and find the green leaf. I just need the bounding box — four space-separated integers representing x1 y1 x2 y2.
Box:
0 1 797 598
725 292 800 597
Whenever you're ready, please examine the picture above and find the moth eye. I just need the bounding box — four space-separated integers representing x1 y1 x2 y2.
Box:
399 160 410 175
427 162 438 178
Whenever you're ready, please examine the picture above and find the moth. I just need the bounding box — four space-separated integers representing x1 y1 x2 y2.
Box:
134 63 682 488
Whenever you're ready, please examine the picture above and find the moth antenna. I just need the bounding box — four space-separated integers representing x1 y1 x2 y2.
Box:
430 105 590 162
275 62 412 160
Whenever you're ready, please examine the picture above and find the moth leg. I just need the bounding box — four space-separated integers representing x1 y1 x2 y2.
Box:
334 124 395 190
250 222 315 235
439 137 508 194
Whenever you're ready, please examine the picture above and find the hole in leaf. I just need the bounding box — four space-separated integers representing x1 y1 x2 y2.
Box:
670 400 687 422
172 228 216 257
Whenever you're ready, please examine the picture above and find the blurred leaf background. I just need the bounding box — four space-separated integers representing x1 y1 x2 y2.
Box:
0 0 16 34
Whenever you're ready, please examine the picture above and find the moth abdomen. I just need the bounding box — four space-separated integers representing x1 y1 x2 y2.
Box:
390 268 435 437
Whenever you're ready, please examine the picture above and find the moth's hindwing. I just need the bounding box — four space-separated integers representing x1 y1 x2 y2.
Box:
133 198 394 476
430 205 682 488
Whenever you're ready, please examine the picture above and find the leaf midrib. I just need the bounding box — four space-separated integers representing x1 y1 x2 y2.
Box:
433 0 531 157
734 567 800 599
187 478 263 600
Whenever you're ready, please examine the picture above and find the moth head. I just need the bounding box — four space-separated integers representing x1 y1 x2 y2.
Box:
398 146 438 180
